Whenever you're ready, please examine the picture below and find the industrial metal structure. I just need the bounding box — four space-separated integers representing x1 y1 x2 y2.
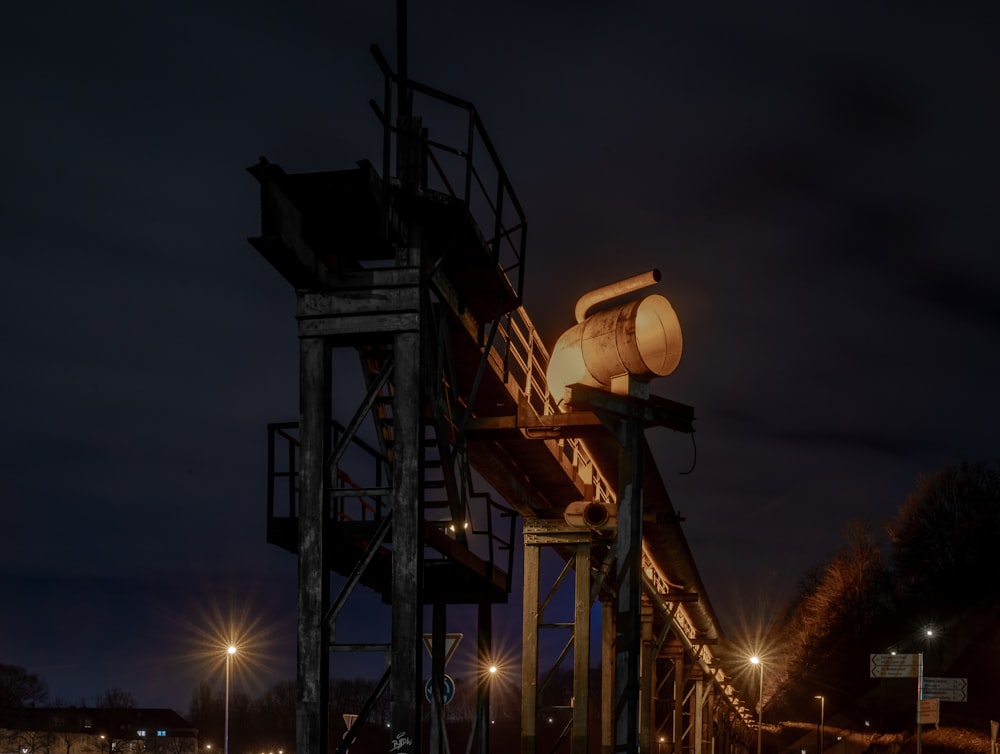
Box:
246 41 758 754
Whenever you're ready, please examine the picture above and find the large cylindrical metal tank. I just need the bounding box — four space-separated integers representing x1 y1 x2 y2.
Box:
546 293 683 409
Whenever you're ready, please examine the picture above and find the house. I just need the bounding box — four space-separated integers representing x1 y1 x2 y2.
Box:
0 708 197 754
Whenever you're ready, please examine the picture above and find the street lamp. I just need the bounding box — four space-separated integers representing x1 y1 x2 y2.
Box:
814 695 825 753
225 645 237 754
750 656 763 754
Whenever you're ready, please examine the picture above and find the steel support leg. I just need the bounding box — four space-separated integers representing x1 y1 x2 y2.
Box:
296 334 330 754
673 657 684 753
521 540 540 754
390 328 423 754
573 542 591 754
602 600 615 754
475 601 492 754
429 601 446 754
614 415 644 754
640 600 653 754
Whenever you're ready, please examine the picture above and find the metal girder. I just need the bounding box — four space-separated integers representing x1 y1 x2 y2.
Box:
565 383 695 436
521 520 596 754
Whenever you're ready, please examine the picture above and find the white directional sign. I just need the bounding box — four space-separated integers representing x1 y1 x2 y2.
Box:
918 699 940 724
870 653 921 678
923 677 968 702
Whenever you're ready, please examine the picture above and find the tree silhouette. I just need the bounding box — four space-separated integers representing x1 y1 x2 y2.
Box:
0 663 49 708
779 519 892 688
94 689 135 709
769 459 1000 739
888 460 1000 611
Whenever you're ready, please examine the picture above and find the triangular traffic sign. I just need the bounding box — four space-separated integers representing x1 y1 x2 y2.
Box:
422 632 463 665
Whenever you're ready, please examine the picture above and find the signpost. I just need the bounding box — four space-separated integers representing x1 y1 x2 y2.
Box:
871 653 925 754
870 653 921 678
424 674 456 705
342 714 358 754
918 699 940 725
423 632 463 666
923 677 968 702
422 633 462 707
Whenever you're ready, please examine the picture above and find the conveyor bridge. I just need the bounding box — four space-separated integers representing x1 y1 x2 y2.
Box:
246 44 758 754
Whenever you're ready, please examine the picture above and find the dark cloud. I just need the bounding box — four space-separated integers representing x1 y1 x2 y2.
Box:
906 265 1000 332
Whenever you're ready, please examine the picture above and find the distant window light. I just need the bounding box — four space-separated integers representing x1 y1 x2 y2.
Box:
157 731 167 737
137 730 146 738
84 720 93 729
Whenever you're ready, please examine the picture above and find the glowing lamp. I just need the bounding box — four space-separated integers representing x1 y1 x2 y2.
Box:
546 269 682 409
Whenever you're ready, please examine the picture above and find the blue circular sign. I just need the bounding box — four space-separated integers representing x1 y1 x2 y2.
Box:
424 674 456 705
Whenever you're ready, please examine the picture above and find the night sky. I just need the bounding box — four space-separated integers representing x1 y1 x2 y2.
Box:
4 1 998 715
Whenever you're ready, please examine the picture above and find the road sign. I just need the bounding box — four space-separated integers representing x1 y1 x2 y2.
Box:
870 653 920 678
422 633 463 666
923 677 968 702
918 699 940 724
341 714 358 754
424 674 456 705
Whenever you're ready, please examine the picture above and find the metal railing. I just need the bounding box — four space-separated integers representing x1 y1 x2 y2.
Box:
265 419 515 589
369 44 527 305
484 304 731 679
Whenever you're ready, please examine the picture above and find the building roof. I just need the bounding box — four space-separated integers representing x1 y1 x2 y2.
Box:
0 708 196 736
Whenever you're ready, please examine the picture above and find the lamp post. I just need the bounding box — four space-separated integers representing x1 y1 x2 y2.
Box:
750 656 763 754
225 645 237 754
814 695 825 754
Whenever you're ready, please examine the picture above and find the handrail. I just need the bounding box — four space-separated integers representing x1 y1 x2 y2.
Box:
484 304 739 697
368 44 527 304
369 45 527 222
265 419 513 590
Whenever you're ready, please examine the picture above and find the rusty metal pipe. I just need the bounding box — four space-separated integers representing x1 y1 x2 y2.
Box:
574 269 661 324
